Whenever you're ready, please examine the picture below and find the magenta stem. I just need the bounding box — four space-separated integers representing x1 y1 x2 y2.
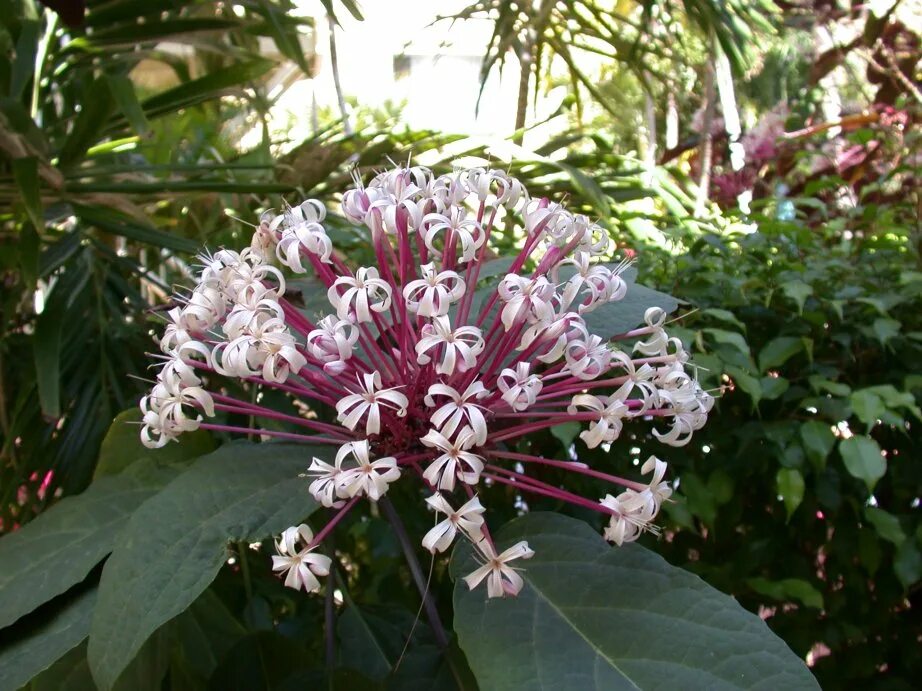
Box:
488 450 646 491
199 422 344 445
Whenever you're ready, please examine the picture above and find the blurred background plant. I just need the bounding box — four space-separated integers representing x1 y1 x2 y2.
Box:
0 0 919 689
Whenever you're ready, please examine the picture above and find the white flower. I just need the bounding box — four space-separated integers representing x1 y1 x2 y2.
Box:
634 456 672 518
222 298 285 340
336 371 408 435
335 440 400 501
421 493 485 553
305 316 359 375
564 334 611 380
181 285 227 331
269 200 333 269
306 455 346 508
213 320 306 384
224 261 286 306
157 353 204 390
415 316 484 376
517 312 586 364
420 426 484 491
272 524 332 593
568 394 631 448
424 381 489 445
421 208 485 263
497 362 543 411
650 370 712 448
523 198 565 237
467 168 526 209
328 267 393 323
463 539 534 598
634 306 670 356
160 307 194 354
600 491 657 546
497 275 555 330
276 221 333 270
402 263 466 317
554 252 627 314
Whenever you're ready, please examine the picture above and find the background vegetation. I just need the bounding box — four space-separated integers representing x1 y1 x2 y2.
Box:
0 0 918 689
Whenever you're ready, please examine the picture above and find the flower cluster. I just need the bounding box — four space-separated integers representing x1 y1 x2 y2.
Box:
141 164 712 598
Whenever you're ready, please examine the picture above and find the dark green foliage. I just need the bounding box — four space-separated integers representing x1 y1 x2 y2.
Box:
619 181 922 688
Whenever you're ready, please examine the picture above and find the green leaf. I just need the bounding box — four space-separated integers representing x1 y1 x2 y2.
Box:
893 541 922 589
839 436 886 492
74 204 201 253
57 76 116 168
701 308 746 331
0 588 96 691
726 365 761 406
33 285 67 419
88 442 320 690
172 590 247 680
550 421 582 449
94 408 214 478
140 58 276 120
452 513 819 690
776 468 805 519
870 317 900 344
760 376 789 401
864 507 905 546
28 641 95 691
746 577 824 610
10 19 40 99
758 336 803 372
12 156 43 229
104 73 150 136
807 376 850 397
337 605 393 680
779 280 812 314
0 460 174 630
704 328 751 357
800 421 835 470
582 268 678 339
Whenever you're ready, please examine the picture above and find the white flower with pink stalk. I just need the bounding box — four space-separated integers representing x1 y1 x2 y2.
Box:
140 163 713 599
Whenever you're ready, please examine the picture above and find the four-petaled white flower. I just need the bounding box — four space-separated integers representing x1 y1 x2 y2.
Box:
336 371 408 436
424 381 489 445
421 427 485 491
415 316 484 376
402 262 466 316
328 267 393 323
271 524 332 593
422 493 486 553
463 539 534 598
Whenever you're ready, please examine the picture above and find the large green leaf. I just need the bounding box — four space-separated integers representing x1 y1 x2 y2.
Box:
0 460 175 630
0 588 96 691
452 513 818 690
87 441 321 690
572 266 679 339
838 436 886 492
94 407 215 478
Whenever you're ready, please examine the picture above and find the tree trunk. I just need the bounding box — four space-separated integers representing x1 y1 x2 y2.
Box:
513 31 534 145
694 56 716 217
